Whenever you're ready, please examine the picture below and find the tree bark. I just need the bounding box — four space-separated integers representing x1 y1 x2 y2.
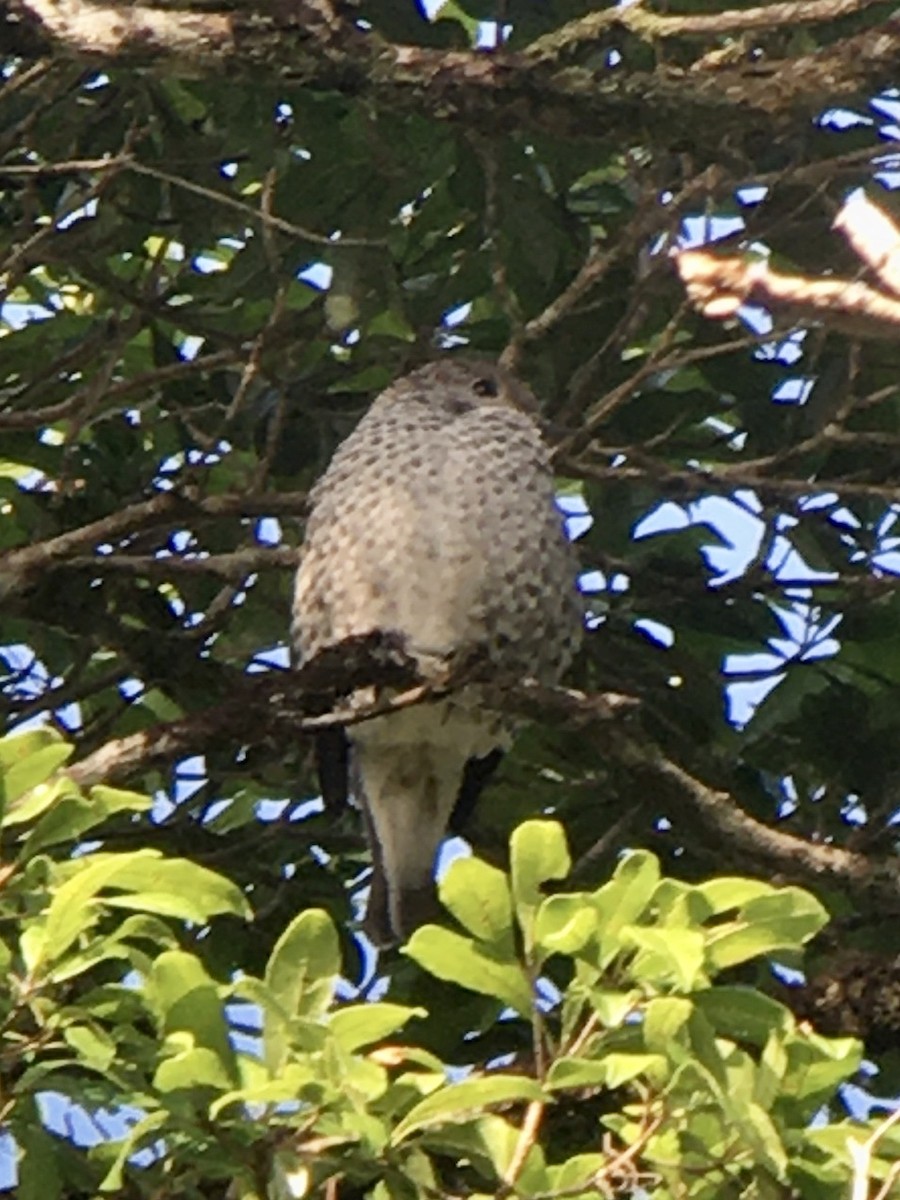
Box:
3 0 900 162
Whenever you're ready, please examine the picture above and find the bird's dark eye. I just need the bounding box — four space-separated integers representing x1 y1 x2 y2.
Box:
472 376 499 398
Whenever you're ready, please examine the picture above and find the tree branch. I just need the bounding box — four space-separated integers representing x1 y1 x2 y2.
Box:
64 546 299 581
679 192 900 343
678 248 900 340
0 490 309 599
528 0 885 59
626 746 900 911
61 641 900 918
5 0 900 160
0 348 239 431
568 455 900 505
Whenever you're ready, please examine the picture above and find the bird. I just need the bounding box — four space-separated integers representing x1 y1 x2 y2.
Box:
292 358 581 946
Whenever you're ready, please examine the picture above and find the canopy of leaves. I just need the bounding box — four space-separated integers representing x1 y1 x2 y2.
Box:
3 733 898 1199
2 0 900 1194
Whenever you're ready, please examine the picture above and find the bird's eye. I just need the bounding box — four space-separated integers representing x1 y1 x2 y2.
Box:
472 376 499 398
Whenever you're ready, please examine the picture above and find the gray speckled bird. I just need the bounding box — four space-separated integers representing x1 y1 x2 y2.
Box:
292 359 581 945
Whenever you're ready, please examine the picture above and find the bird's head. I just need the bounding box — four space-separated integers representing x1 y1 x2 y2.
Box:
381 358 541 418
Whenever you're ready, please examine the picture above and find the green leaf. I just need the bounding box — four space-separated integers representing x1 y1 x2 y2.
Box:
46 942 131 985
154 1044 237 1093
696 878 782 913
367 307 415 340
685 1004 730 1090
643 996 693 1053
589 989 640 1029
16 1122 62 1200
98 1111 170 1191
0 728 73 813
330 1003 425 1052
392 1075 545 1143
31 848 250 972
423 1113 548 1191
438 856 514 946
592 851 660 964
31 854 138 969
625 926 706 990
739 1102 788 1178
404 925 532 1015
4 774 79 830
510 820 570 950
510 820 570 905
269 1151 312 1200
23 783 152 854
432 0 480 41
782 1030 862 1103
0 459 37 481
547 1154 608 1199
147 950 238 1085
265 908 340 1020
98 854 251 921
209 1063 319 1119
336 1054 389 1104
63 1023 117 1073
88 783 154 816
262 909 340 1074
534 893 595 956
694 987 793 1046
547 1053 666 1090
705 888 828 971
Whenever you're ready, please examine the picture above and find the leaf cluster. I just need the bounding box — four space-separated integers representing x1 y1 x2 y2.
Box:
0 734 894 1198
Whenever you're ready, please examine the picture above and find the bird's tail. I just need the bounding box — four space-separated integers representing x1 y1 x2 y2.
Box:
354 744 461 947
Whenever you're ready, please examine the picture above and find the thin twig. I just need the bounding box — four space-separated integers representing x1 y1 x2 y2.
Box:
64 546 299 579
128 160 383 249
848 1105 900 1200
500 1101 545 1195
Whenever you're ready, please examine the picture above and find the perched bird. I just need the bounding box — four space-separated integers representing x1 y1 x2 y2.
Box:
292 359 581 945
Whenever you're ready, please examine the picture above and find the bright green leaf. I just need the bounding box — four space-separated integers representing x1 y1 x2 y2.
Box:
592 851 660 964
534 893 595 956
265 908 340 1020
330 1003 425 1052
547 1053 666 1090
392 1075 545 1143
147 950 238 1085
438 856 513 946
155 1044 237 1093
404 925 531 1015
510 820 570 950
626 926 706 990
706 888 828 971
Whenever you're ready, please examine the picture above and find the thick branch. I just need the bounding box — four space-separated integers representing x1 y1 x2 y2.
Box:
0 490 309 600
5 0 900 157
678 248 900 340
66 647 637 787
62 641 900 918
834 190 900 300
627 747 900 910
529 0 886 58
